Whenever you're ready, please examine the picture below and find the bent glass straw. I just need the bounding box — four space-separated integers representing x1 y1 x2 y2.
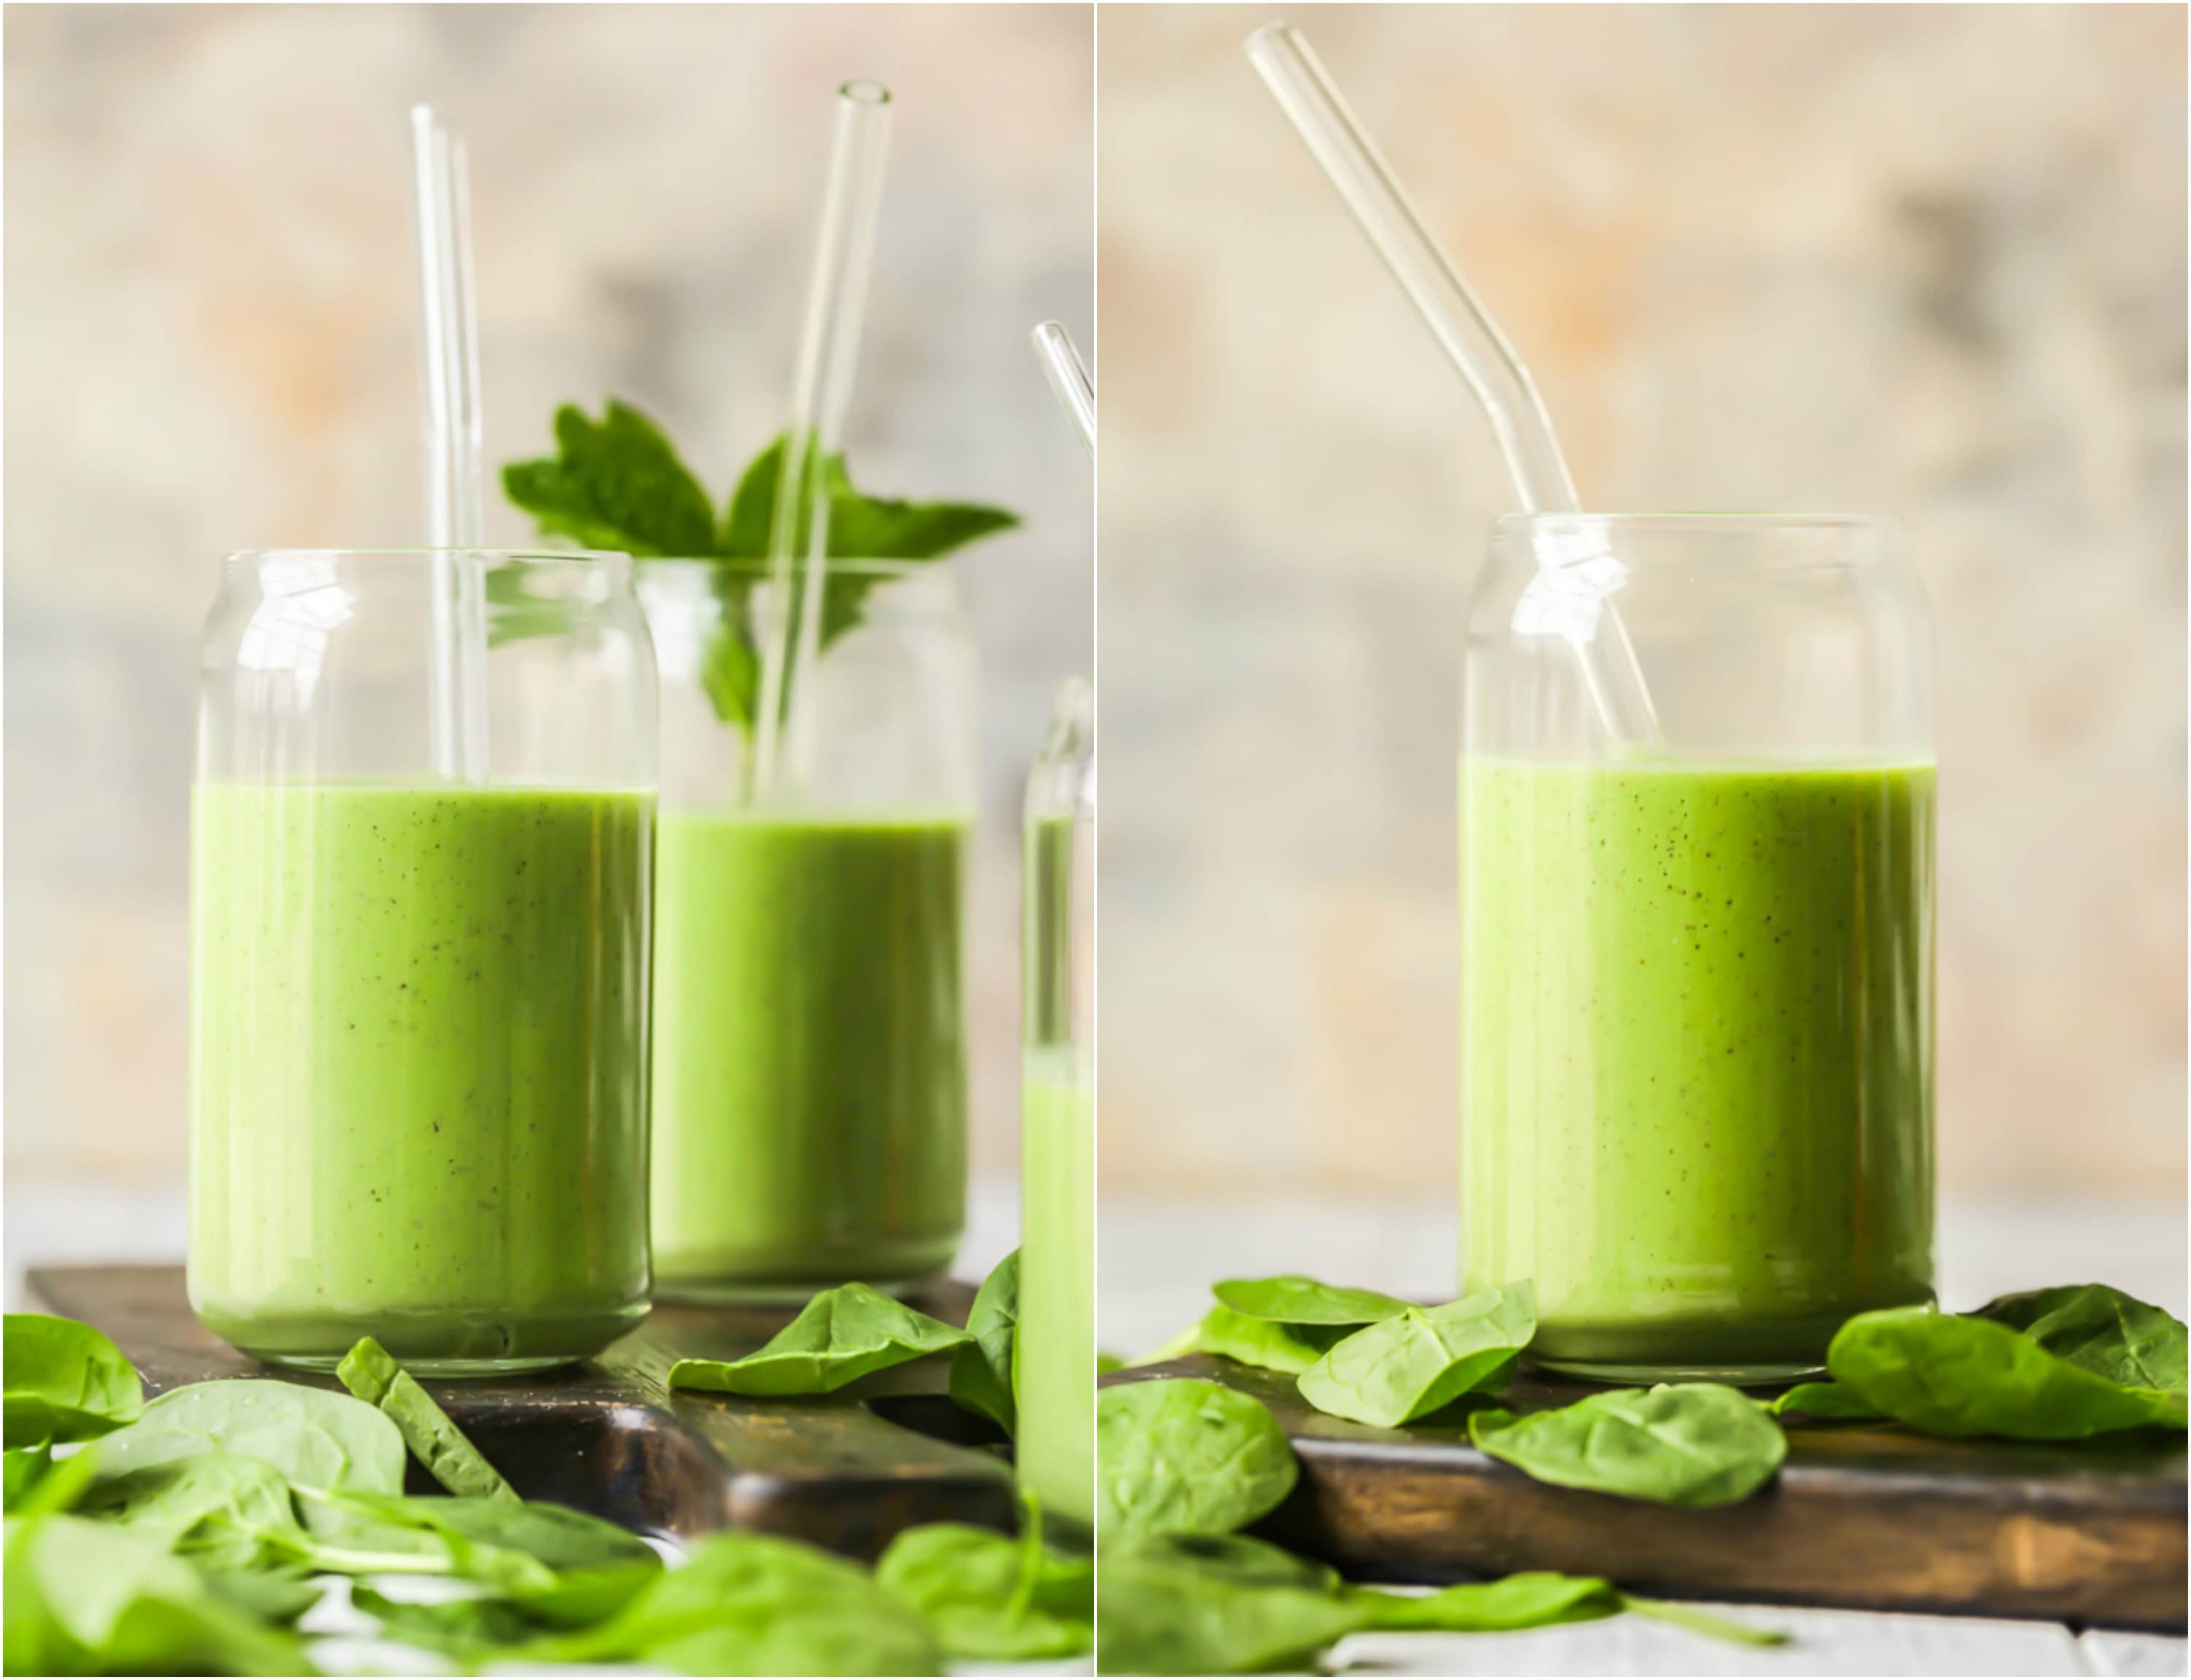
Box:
1245 22 1661 748
1032 321 1095 456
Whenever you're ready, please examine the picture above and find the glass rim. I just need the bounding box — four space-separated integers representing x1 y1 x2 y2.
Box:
632 554 957 579
223 546 634 575
1491 512 1899 536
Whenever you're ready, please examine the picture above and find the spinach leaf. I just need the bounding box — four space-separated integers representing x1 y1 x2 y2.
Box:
291 1487 608 1592
198 1565 324 1629
668 1283 971 1397
1765 1381 1884 1420
1469 1384 1788 1506
350 1584 539 1658
1096 1531 1366 1676
1196 1307 1346 1376
3 1513 310 1676
518 1528 941 1675
1969 1285 2188 1393
3 1442 52 1511
1211 1276 1414 1327
875 1521 1092 1659
1096 1378 1298 1539
1622 1594 1790 1646
336 1335 516 1500
98 1378 406 1494
1096 1353 1127 1376
949 1250 1020 1435
1296 1282 1534 1427
1353 1570 1618 1632
76 1451 307 1573
3 1313 142 1447
1828 1306 2188 1439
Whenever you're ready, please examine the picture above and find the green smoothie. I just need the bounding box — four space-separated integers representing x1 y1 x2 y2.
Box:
1461 756 1935 1378
188 782 654 1371
650 810 968 1294
1017 1048 1093 1527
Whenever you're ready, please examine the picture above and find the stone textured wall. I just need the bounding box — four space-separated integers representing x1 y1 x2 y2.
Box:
4 4 1093 1184
1098 4 2185 1199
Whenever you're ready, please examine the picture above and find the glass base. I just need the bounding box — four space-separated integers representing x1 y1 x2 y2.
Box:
1532 1356 1825 1388
255 1351 578 1378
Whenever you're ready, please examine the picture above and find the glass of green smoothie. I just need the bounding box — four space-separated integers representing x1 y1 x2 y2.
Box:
1461 514 1937 1384
1019 678 1094 1530
189 548 657 1374
640 557 975 1300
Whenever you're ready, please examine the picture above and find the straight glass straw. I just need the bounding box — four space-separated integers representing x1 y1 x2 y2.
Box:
1244 22 1662 747
1031 322 1095 456
754 80 895 801
409 104 489 783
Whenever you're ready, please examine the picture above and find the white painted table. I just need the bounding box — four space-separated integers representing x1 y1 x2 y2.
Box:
1102 1189 2187 1676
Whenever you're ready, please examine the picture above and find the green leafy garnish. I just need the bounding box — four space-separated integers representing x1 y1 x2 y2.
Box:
1296 1282 1534 1428
503 401 1018 732
874 1518 1092 1659
1968 1284 2188 1392
1096 1378 1298 1540
1211 1276 1413 1327
1096 1531 1367 1676
667 1282 971 1397
1468 1384 1789 1506
4 1314 143 1448
1827 1305 2189 1439
948 1250 1020 1436
1764 1381 1884 1420
1196 1306 1347 1376
336 1335 517 1501
91 1378 406 1495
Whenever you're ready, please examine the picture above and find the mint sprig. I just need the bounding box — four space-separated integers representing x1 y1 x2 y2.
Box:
502 400 1018 732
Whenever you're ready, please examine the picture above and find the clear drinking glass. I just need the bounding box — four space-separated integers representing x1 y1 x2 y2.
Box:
640 558 975 1300
1461 515 1936 1383
189 549 657 1373
1018 678 1095 1530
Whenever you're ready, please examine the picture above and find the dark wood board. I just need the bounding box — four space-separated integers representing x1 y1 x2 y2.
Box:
28 1265 1017 1564
1102 1354 2188 1632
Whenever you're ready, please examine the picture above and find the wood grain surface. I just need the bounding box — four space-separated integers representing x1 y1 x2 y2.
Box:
29 1265 1017 1562
1102 1354 2188 1632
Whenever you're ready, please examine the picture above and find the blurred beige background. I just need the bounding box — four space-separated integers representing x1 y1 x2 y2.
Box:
4 5 1091 1238
1098 7 2186 1219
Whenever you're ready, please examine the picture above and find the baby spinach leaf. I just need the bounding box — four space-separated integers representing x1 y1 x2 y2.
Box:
1765 1381 1883 1420
3 1442 53 1511
77 1451 307 1573
502 400 719 558
3 1313 142 1447
949 1250 1020 1436
1296 1282 1534 1427
1469 1384 1788 1506
3 1512 310 1676
351 1584 540 1658
1969 1284 2188 1393
1196 1307 1347 1376
1096 1352 1127 1376
1096 1378 1298 1539
519 1527 941 1675
668 1282 971 1397
198 1565 324 1628
875 1521 1092 1659
336 1335 516 1501
1828 1307 2188 1439
1096 1531 1366 1676
1211 1276 1415 1327
290 1488 623 1594
1353 1570 1618 1632
1623 1594 1790 1646
99 1378 407 1494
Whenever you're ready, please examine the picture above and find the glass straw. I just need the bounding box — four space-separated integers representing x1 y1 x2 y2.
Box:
1031 321 1095 456
754 80 895 801
408 104 489 783
1245 22 1662 748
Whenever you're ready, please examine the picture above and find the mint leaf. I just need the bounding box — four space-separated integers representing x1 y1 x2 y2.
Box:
502 401 718 559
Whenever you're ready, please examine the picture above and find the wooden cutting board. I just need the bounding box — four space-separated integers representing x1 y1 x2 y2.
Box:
27 1265 1017 1563
1101 1354 2188 1632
